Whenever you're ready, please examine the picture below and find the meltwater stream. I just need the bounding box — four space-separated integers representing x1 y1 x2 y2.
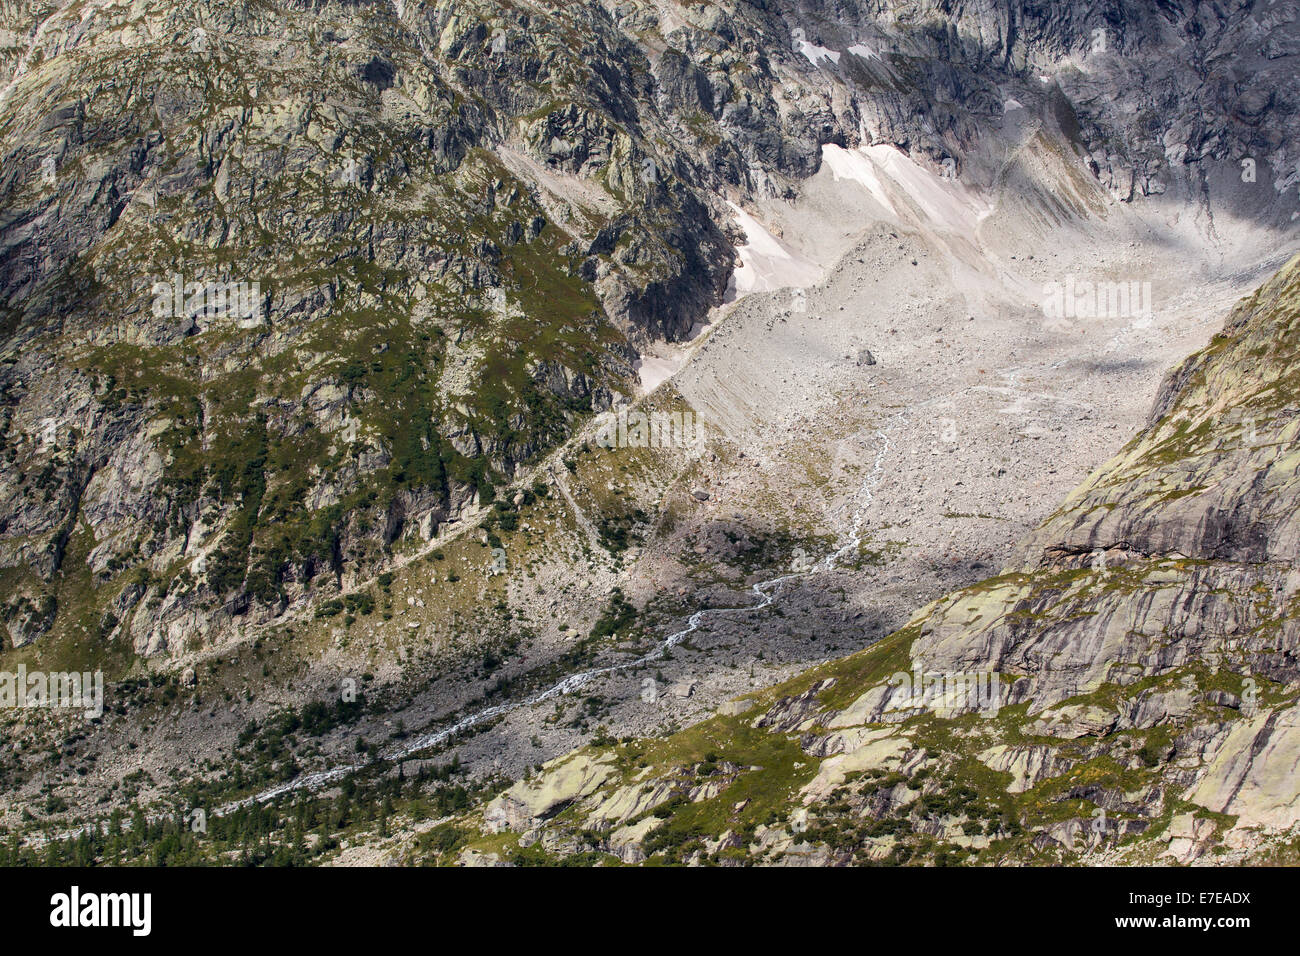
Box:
224 412 905 813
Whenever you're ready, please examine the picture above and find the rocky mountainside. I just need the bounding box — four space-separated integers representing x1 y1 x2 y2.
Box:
428 252 1300 865
1 0 1299 864
2 0 1296 662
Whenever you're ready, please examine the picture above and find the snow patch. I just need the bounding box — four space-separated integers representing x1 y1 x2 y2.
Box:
820 145 896 215
635 320 709 393
798 41 841 66
635 354 683 393
820 144 993 235
725 202 824 300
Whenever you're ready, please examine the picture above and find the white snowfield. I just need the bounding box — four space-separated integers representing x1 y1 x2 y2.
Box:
797 39 841 66
634 352 686 393
820 143 993 236
819 144 897 216
725 200 824 296
662 144 999 395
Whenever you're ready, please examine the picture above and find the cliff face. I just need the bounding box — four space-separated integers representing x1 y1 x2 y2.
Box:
438 254 1300 865
2 0 1297 662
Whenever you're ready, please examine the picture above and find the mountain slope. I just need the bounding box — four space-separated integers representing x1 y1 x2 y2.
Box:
429 253 1300 865
3 0 1297 664
3 0 1300 863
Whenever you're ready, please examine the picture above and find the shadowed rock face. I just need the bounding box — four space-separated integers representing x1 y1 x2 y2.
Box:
434 253 1300 866
0 0 1296 656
